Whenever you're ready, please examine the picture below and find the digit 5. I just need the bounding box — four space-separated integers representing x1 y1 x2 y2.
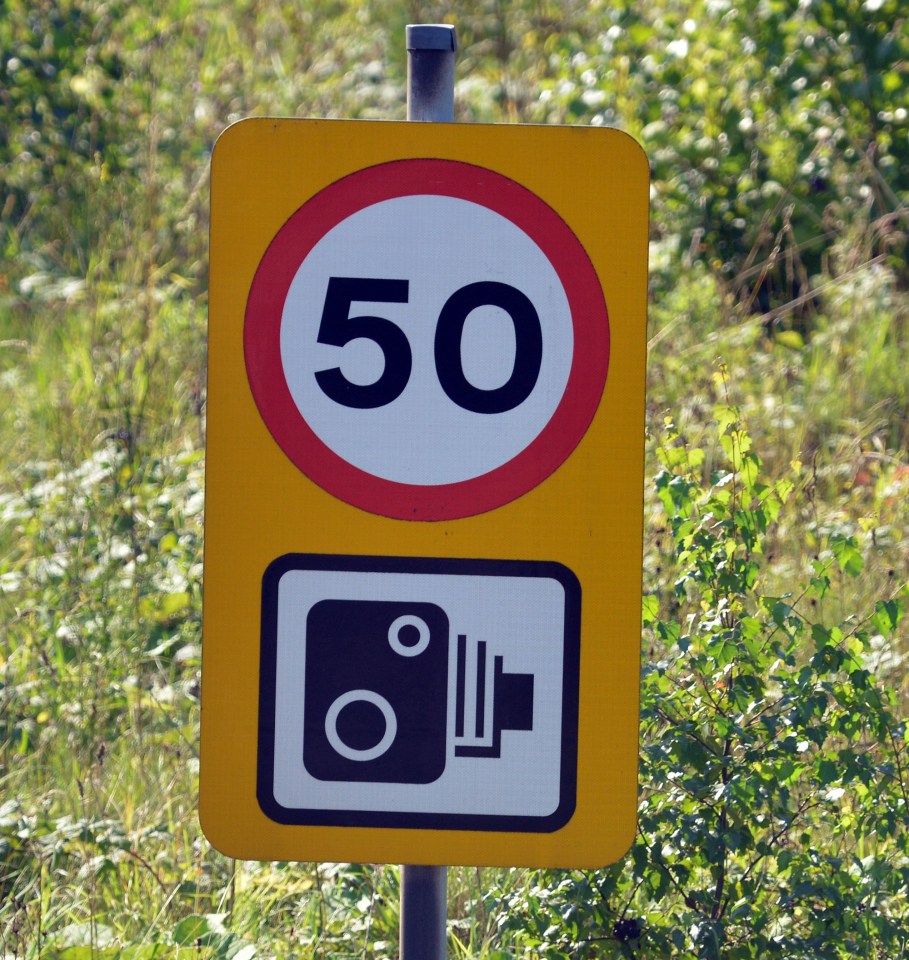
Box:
314 277 411 409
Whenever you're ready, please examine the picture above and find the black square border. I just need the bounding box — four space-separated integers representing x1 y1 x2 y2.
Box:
257 553 580 833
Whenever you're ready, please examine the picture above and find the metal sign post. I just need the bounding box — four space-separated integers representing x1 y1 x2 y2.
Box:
401 23 456 960
406 24 456 122
401 863 448 960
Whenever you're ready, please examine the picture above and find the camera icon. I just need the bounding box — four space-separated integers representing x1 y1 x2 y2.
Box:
303 599 534 785
303 600 449 784
259 554 579 832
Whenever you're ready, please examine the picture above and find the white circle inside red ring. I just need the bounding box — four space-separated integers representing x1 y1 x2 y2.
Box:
280 193 573 486
244 159 609 522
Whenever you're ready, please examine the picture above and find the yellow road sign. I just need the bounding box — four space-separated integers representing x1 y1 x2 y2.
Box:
201 117 649 867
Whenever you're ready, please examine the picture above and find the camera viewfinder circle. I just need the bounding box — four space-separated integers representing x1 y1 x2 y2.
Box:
324 689 397 762
387 615 431 657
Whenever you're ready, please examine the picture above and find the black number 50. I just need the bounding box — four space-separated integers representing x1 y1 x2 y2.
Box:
314 276 543 414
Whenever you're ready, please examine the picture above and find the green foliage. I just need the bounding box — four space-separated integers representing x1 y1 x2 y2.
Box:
2 0 907 312
495 404 909 958
528 0 909 310
1 0 908 956
0 0 214 285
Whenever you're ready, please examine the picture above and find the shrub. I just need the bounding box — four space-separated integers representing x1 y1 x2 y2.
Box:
496 399 908 958
531 0 909 313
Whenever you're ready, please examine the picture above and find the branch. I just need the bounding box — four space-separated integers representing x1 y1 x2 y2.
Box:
733 795 821 898
711 737 732 920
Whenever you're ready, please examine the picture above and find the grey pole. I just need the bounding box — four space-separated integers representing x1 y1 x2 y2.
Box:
406 24 457 122
399 27 456 960
400 863 448 959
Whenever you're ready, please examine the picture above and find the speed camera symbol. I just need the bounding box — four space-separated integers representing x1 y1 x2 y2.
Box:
258 553 580 833
302 599 535 786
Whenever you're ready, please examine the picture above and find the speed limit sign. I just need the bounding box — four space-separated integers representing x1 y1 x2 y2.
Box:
244 158 609 520
202 118 649 868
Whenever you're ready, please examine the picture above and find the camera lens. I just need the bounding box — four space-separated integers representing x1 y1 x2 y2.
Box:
324 689 397 762
387 614 430 657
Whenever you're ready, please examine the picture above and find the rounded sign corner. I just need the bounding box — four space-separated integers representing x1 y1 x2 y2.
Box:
261 552 299 586
256 783 296 827
198 804 250 861
543 559 582 597
591 818 639 871
542 792 577 834
610 127 651 178
211 116 261 157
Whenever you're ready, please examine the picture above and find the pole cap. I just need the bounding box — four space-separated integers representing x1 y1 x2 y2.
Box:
406 24 457 52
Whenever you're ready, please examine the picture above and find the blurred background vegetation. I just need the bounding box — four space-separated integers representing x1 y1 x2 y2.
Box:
1 0 907 957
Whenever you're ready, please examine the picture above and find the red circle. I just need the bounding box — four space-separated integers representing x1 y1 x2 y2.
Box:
244 158 609 521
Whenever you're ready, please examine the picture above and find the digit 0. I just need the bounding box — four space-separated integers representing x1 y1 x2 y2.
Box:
434 280 542 415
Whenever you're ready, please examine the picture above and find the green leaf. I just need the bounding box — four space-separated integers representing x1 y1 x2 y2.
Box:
173 913 227 946
771 601 793 627
713 403 738 434
830 535 864 576
159 531 179 552
871 598 903 635
816 758 839 786
774 329 804 350
741 451 760 490
811 623 831 650
227 945 258 960
643 594 661 625
882 69 902 92
49 923 115 949
139 591 191 623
